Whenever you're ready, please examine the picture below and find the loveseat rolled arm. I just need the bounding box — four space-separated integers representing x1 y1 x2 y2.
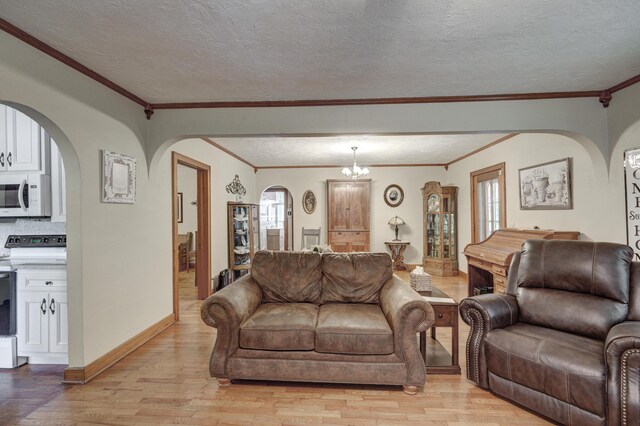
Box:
605 321 640 426
380 276 435 387
200 275 263 379
459 294 519 389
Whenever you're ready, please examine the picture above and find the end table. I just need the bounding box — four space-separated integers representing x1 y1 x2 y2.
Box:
384 240 410 270
418 286 461 375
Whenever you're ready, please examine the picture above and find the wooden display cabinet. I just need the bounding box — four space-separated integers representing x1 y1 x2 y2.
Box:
327 179 371 252
422 182 459 276
227 202 260 282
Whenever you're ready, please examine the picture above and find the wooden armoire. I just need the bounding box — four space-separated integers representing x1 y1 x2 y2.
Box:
327 179 371 252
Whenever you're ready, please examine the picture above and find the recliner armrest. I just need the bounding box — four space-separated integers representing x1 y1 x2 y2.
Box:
459 293 519 388
379 275 434 386
200 274 263 378
459 293 519 332
605 321 640 426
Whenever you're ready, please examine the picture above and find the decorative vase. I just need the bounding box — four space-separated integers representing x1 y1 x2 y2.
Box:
532 177 549 203
549 181 564 203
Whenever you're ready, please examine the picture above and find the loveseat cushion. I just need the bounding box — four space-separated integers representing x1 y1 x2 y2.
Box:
315 303 393 355
240 303 318 351
320 253 393 304
485 323 606 417
251 251 323 303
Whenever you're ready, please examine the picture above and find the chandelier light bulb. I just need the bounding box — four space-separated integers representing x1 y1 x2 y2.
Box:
342 146 369 179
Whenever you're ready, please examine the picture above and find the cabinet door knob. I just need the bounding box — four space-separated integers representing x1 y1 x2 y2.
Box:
0 152 4 167
45 281 53 285
49 298 56 315
7 152 12 167
40 298 47 315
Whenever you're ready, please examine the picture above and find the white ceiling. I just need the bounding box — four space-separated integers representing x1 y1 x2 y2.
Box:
212 134 509 167
1 1 639 103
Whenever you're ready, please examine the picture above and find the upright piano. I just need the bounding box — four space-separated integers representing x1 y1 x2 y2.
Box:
463 228 580 296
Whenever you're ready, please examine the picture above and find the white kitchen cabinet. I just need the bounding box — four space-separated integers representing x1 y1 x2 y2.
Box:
0 105 50 172
50 140 66 222
16 291 49 353
16 269 68 364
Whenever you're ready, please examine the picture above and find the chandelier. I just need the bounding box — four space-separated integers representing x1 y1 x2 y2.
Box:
341 146 370 179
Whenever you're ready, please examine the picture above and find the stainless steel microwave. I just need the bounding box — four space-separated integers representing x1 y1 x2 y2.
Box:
0 173 51 217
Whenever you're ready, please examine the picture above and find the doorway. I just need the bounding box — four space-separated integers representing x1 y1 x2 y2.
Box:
470 162 506 243
259 186 293 251
172 152 211 320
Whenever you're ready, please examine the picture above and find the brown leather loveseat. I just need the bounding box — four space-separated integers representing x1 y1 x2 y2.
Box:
460 240 640 425
201 251 434 394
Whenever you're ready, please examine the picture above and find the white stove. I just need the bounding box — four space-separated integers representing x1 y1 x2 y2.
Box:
5 234 66 265
0 234 66 368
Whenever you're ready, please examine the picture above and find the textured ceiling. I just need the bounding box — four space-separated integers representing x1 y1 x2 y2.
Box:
1 1 639 103
212 134 509 167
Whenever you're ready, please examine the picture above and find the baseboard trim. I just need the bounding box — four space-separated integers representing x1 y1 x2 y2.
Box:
63 313 176 384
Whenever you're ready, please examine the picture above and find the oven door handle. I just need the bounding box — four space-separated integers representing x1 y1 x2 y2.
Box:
18 179 27 211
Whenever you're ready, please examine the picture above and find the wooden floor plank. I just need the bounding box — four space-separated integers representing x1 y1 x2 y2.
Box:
0 270 553 425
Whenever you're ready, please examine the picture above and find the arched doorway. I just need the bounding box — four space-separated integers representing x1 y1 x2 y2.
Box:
259 186 293 251
0 101 81 377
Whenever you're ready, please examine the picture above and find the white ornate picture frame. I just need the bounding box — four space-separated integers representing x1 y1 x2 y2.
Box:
102 150 136 204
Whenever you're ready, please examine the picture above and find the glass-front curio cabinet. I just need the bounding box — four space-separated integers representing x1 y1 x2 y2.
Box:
422 182 458 276
228 202 260 282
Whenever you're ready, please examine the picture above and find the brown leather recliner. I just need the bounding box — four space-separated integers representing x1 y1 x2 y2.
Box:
460 240 640 426
201 251 434 394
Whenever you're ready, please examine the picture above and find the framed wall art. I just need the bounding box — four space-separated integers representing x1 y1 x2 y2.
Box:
177 192 184 223
624 147 640 260
384 184 404 207
303 190 316 214
519 158 572 210
102 150 136 204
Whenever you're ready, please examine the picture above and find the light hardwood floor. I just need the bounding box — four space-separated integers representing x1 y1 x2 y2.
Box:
3 271 552 425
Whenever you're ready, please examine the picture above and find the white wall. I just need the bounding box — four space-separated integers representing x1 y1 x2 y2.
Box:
0 31 167 366
256 166 447 264
177 165 197 237
447 133 621 271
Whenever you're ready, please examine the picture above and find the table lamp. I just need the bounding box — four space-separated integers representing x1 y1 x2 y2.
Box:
388 215 406 241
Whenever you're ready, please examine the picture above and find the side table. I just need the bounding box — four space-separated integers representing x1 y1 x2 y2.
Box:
418 286 461 375
384 240 410 270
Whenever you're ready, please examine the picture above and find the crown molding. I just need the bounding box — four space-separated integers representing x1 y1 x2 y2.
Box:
255 163 448 170
608 73 640 93
445 133 519 168
0 17 149 108
201 137 257 171
150 91 601 110
0 18 638 116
